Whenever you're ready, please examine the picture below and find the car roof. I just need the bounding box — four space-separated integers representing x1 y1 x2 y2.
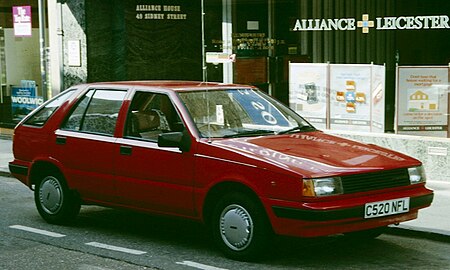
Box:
78 81 254 92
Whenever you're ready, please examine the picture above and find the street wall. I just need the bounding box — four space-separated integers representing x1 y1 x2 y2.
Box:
329 130 450 182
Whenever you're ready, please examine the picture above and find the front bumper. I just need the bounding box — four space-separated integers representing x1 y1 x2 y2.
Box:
273 194 433 222
266 187 434 238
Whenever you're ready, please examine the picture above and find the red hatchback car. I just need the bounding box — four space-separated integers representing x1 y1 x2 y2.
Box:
9 81 433 260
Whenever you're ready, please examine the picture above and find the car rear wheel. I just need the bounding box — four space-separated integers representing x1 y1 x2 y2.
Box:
211 192 271 261
34 172 80 224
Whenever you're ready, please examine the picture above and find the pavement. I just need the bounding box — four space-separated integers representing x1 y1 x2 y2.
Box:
1 136 449 241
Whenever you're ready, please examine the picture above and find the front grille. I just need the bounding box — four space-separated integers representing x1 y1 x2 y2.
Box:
341 168 410 194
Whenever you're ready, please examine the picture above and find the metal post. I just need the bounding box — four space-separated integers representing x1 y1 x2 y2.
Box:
267 0 274 96
222 0 233 84
0 27 3 104
201 0 207 82
38 0 48 100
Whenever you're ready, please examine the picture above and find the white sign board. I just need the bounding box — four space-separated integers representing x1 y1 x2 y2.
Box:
206 52 236 64
68 40 81 67
397 66 448 137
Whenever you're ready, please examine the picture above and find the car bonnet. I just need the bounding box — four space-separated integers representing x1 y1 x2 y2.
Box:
212 131 420 178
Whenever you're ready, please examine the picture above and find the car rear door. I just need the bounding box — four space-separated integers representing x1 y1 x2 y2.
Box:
54 88 127 202
114 90 196 217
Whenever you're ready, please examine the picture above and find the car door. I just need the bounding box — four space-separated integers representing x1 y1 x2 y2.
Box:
114 90 196 217
54 88 127 202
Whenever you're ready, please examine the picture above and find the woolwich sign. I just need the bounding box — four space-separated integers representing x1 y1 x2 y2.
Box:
293 14 450 33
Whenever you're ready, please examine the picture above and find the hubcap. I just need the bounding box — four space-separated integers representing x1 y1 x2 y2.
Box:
39 176 63 214
220 204 254 251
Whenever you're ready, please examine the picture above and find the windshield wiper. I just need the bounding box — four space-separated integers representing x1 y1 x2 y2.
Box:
222 129 275 138
277 125 316 135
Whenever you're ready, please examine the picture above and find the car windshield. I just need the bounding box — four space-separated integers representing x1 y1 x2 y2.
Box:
178 88 315 138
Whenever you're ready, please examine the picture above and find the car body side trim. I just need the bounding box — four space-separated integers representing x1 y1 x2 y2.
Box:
55 129 117 143
194 154 257 168
272 193 434 221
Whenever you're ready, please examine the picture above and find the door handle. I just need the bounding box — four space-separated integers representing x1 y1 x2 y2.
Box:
120 145 132 155
56 136 66 145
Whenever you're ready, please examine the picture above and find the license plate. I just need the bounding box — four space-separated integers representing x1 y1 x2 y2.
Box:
364 197 410 219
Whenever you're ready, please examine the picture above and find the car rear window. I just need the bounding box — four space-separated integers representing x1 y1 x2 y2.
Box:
23 89 76 127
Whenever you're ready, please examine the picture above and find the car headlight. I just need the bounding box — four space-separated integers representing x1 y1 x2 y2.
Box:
408 166 426 184
303 177 343 197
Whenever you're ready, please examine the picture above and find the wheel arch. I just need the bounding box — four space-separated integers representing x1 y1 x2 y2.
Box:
202 181 271 230
29 160 65 188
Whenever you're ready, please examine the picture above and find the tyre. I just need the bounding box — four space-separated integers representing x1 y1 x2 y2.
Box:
344 226 386 240
34 172 81 225
210 192 272 261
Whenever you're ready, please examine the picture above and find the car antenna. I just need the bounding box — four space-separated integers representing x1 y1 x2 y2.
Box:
206 88 212 143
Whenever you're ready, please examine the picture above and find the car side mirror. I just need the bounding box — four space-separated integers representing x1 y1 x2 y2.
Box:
158 131 191 152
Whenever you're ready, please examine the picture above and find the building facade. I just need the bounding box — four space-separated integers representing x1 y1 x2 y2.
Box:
0 0 449 132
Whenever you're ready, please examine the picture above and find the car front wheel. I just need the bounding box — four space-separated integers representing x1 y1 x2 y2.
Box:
211 192 271 261
34 172 80 224
344 226 386 240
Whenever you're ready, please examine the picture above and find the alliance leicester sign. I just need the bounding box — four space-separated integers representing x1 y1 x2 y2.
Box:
293 14 450 33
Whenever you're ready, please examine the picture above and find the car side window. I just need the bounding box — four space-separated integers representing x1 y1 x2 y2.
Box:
125 91 183 141
62 89 127 136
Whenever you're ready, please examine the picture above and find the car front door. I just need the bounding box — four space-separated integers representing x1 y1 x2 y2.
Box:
114 90 196 217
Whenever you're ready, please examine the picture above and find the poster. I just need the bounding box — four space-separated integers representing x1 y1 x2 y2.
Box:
11 86 43 122
13 6 32 37
330 64 372 132
397 66 448 137
289 63 328 129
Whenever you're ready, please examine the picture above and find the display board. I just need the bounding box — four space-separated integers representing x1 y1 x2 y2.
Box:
289 63 328 129
289 63 385 132
371 65 386 132
396 66 449 137
329 64 372 132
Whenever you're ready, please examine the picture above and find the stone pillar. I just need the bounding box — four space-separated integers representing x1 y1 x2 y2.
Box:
60 0 87 89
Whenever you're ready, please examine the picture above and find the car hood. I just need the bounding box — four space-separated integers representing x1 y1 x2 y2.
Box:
212 131 420 178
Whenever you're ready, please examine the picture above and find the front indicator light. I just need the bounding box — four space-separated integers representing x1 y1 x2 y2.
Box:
408 166 426 184
303 177 343 197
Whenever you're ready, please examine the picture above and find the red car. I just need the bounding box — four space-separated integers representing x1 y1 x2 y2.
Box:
9 81 433 260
